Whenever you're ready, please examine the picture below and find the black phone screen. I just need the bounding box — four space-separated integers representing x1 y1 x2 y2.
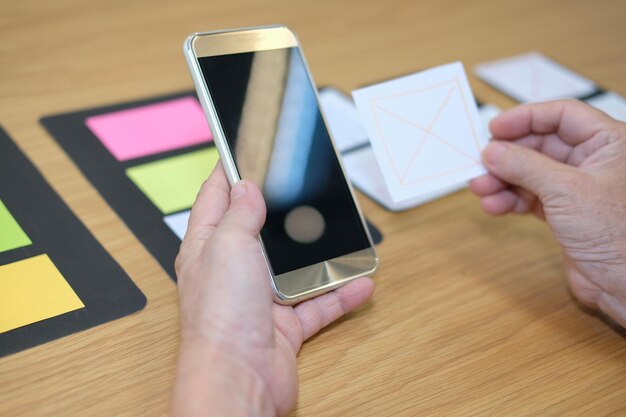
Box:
198 47 371 275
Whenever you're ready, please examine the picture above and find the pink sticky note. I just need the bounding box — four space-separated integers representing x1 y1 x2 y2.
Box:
85 97 213 161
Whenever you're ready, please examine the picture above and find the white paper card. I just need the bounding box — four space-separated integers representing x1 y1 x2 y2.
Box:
319 88 500 211
474 52 597 103
342 146 467 211
586 91 626 122
352 62 488 203
164 210 191 240
341 104 499 211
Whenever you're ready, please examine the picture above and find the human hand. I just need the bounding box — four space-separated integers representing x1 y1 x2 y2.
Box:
171 163 374 417
470 100 626 327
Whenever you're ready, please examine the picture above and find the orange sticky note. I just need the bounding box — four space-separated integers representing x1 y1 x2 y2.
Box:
0 254 84 333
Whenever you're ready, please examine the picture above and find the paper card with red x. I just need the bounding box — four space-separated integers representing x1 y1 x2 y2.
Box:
352 62 488 203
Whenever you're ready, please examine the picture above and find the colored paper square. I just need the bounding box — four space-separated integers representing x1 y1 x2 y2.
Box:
85 96 213 161
0 254 84 333
126 147 219 214
0 199 31 253
164 210 191 240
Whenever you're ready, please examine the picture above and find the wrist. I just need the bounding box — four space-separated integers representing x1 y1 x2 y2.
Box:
172 341 275 417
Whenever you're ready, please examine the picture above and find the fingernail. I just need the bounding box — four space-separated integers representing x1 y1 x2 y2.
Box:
231 181 247 200
484 142 506 166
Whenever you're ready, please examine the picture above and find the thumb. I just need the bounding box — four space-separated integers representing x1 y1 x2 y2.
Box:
218 180 267 237
482 141 575 197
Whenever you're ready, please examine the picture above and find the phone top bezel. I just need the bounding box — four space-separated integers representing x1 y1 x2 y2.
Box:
184 25 378 304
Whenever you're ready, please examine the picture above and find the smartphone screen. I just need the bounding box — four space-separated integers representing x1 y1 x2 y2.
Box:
197 47 371 275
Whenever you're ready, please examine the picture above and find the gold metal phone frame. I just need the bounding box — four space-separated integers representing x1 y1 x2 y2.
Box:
184 25 378 304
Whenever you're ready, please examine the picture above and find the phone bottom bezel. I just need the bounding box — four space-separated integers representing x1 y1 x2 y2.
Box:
270 247 378 305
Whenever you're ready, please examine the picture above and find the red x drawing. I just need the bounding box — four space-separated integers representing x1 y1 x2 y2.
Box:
369 77 483 187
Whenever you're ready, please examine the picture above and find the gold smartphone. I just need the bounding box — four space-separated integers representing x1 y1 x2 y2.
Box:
184 25 378 304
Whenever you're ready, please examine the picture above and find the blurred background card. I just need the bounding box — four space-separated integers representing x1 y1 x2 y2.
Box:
474 52 626 123
474 52 598 102
586 91 626 121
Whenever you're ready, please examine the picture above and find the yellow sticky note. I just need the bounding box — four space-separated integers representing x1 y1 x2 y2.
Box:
0 254 84 333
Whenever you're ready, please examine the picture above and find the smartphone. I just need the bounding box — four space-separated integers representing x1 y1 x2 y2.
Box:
184 25 378 304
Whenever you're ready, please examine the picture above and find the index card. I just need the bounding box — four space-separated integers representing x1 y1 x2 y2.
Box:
352 62 488 203
474 52 597 103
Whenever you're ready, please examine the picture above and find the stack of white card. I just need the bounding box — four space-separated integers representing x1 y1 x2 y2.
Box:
474 51 626 122
319 63 500 211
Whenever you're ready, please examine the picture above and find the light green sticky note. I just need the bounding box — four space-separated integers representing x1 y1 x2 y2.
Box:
126 147 219 214
0 199 32 253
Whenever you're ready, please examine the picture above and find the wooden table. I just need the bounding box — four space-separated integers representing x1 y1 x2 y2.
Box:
1 0 625 415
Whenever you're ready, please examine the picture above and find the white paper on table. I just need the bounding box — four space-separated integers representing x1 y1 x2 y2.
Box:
352 62 488 204
586 91 626 122
474 52 598 103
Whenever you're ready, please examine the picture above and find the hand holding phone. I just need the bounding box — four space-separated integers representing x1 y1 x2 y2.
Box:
184 25 378 304
172 162 375 416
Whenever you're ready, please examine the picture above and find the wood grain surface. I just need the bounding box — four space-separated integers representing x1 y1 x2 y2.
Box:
1 0 625 415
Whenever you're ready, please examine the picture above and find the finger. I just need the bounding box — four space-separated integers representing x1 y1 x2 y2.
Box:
565 131 621 167
479 187 541 217
469 175 507 196
511 187 543 218
217 180 267 237
480 189 517 216
176 163 232 276
490 100 612 146
513 133 576 164
184 162 231 243
482 140 578 198
293 277 374 342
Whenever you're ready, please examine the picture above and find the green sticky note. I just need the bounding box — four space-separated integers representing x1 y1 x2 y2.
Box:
126 147 219 214
0 199 32 253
